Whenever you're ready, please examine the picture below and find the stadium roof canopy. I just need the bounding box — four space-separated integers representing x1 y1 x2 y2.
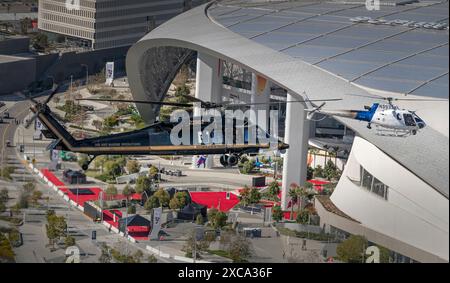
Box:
209 0 449 98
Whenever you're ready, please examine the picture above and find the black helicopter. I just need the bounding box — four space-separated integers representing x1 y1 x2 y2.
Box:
26 91 339 170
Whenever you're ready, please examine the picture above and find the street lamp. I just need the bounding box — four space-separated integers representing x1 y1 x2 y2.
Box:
81 64 89 85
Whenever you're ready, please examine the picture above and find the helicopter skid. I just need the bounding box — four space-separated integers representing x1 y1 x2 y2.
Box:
374 126 413 137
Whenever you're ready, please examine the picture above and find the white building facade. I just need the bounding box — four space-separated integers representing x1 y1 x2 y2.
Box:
38 0 207 49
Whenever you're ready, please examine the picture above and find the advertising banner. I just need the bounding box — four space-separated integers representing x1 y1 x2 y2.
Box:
105 62 115 86
150 207 163 240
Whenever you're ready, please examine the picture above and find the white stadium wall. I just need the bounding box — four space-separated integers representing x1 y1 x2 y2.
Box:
331 136 449 262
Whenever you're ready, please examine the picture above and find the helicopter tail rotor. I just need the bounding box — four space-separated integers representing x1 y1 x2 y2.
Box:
306 102 327 120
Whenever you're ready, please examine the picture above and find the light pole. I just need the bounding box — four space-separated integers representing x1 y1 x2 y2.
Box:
70 75 73 96
81 64 88 85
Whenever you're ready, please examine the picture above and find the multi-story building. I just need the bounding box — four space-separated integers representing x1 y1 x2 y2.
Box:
38 0 207 49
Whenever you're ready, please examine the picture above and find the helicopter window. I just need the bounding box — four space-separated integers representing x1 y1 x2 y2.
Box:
403 114 416 127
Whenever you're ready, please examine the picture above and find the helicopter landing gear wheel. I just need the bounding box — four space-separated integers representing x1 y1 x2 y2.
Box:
220 154 239 167
412 130 417 135
227 154 239 167
367 123 372 129
81 155 95 171
220 155 228 167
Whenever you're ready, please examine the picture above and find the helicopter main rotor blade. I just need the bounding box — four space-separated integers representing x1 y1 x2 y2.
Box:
179 95 205 104
391 98 448 102
17 92 39 105
346 93 447 102
76 98 193 108
221 98 342 108
345 93 385 100
24 112 39 129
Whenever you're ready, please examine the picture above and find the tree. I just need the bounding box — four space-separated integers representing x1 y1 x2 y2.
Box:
336 235 368 263
0 203 5 213
126 160 141 174
174 192 188 208
31 190 43 206
169 198 180 211
175 84 190 98
195 214 204 225
135 176 152 193
296 209 310 225
248 188 261 205
228 234 252 262
241 161 254 174
32 33 48 51
64 235 76 248
272 205 283 222
99 243 112 263
46 213 67 249
147 254 158 263
207 208 228 229
149 165 159 178
122 185 135 201
267 181 280 200
22 182 36 194
307 166 314 180
219 231 253 262
0 188 8 203
324 160 341 181
20 17 32 34
153 188 170 208
182 230 211 259
16 193 29 209
0 233 15 263
105 185 118 197
103 115 119 129
127 205 136 215
94 156 108 173
144 195 160 212
378 245 391 263
288 185 298 220
239 186 251 206
314 165 325 178
104 160 122 178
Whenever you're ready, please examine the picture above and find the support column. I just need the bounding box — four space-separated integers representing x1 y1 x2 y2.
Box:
192 52 223 169
281 93 310 211
250 73 270 133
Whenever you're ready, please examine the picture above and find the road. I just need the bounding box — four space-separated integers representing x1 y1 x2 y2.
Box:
1 99 31 172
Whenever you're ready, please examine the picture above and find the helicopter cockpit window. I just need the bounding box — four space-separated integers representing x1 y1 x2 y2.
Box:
403 114 416 127
413 114 426 129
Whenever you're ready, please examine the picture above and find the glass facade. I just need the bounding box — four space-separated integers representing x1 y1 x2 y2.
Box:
357 165 389 200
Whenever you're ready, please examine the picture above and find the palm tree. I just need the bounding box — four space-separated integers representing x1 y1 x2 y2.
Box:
288 183 299 220
310 148 319 168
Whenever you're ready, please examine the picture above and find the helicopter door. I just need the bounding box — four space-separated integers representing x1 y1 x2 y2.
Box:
403 114 416 127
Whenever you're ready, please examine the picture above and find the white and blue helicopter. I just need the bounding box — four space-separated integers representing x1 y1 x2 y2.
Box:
306 94 444 137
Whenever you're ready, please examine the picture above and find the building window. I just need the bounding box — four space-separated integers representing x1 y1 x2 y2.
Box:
361 166 373 191
354 166 389 200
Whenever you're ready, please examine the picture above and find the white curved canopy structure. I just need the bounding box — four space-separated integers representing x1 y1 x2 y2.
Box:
126 1 449 199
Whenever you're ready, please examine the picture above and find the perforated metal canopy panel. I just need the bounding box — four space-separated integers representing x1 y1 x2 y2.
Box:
209 0 449 98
